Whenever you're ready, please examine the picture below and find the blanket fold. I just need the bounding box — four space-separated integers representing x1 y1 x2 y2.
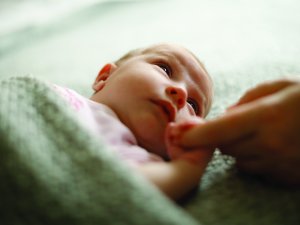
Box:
0 77 200 225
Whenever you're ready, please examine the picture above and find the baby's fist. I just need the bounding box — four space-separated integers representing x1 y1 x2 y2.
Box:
165 118 213 165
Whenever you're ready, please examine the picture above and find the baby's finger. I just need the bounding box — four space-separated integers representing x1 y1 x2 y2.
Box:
165 122 213 165
179 150 213 166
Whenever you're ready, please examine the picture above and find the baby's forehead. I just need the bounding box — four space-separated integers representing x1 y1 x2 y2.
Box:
143 44 206 75
142 44 207 73
117 44 201 70
142 44 189 60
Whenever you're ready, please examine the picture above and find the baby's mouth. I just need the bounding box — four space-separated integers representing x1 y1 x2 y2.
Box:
151 99 176 122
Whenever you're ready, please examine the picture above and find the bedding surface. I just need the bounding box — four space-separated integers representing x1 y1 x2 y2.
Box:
0 76 200 225
0 0 300 224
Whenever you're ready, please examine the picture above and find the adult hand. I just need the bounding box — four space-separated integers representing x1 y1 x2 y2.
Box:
172 78 300 186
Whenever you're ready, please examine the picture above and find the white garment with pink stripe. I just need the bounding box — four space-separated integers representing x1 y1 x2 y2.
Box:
52 85 164 166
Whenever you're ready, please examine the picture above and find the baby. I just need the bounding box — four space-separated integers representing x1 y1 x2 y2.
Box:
53 43 214 201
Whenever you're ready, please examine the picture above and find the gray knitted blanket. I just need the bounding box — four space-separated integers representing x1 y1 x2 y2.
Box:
0 77 199 225
0 76 299 225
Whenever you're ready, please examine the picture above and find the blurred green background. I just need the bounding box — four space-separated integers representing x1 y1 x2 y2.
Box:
0 0 299 115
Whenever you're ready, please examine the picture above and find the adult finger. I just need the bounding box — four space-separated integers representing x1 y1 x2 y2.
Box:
232 79 299 107
220 134 264 160
178 100 266 148
236 157 272 175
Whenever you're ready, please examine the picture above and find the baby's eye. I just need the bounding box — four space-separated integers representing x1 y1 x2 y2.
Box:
157 63 172 77
187 98 200 115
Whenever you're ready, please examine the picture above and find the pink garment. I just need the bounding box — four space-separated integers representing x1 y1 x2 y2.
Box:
52 85 164 166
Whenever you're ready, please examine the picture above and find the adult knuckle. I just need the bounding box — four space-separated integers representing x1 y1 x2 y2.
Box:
259 100 282 124
261 135 282 151
259 126 287 153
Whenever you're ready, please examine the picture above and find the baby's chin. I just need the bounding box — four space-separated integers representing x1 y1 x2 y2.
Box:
136 136 168 160
127 120 168 159
148 145 169 160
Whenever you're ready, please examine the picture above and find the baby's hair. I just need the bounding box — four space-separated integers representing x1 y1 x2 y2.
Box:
115 48 143 66
115 46 209 76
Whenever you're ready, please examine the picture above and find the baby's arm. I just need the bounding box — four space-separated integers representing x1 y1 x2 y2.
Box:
137 119 213 201
138 156 211 200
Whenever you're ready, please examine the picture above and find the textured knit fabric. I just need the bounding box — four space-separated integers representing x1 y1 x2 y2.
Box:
52 84 164 166
1 76 300 225
0 76 200 225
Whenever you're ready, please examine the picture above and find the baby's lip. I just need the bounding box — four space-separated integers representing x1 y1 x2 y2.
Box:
151 99 176 122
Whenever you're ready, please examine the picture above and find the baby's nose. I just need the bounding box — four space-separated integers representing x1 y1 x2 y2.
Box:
166 86 187 110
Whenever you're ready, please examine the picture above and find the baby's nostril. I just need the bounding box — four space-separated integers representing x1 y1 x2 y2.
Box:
170 89 177 95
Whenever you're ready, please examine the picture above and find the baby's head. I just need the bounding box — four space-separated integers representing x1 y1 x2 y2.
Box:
90 43 213 159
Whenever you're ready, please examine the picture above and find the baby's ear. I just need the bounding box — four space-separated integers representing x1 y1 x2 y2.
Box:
92 63 117 92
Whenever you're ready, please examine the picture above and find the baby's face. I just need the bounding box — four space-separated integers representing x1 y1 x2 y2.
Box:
92 43 213 159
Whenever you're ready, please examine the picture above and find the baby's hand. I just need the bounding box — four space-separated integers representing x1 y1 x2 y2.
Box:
165 118 213 166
